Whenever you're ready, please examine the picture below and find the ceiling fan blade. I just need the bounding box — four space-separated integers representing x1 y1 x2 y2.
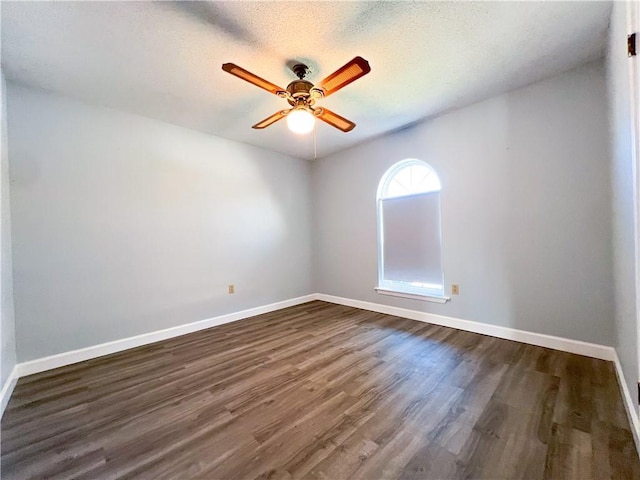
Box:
222 63 285 95
317 57 371 97
314 108 356 132
252 110 290 129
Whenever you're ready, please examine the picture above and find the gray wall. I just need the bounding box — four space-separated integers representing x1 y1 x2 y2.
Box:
3 57 621 363
1 72 17 387
7 84 313 362
607 1 638 408
312 60 614 346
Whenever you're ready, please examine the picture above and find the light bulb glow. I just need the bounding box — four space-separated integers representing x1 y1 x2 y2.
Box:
286 108 315 134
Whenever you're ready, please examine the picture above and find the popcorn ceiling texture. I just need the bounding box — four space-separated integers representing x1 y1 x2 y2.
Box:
1 1 611 160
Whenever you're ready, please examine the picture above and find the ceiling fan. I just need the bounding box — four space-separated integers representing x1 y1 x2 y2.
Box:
221 57 371 134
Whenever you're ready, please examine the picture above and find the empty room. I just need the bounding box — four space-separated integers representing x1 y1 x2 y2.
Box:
1 1 640 478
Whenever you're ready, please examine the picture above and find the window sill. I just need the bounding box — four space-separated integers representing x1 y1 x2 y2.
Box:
375 287 450 304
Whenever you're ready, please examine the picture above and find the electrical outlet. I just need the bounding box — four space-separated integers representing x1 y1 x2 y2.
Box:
451 284 460 295
228 284 235 294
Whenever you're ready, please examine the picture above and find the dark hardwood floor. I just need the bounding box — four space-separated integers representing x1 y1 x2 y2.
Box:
2 300 639 479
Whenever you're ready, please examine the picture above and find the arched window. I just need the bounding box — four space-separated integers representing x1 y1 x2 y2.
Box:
376 159 447 302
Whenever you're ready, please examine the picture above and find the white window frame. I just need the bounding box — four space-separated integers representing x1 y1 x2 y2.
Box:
375 159 449 303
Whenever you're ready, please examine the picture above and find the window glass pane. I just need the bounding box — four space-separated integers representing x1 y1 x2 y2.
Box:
393 167 412 192
414 169 440 193
381 193 443 288
386 178 410 198
381 162 440 199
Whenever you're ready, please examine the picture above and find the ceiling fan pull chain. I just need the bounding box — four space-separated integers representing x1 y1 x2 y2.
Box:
314 121 317 160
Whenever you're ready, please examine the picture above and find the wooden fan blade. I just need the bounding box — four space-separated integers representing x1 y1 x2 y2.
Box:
222 63 285 95
252 110 290 129
317 57 371 97
314 107 356 132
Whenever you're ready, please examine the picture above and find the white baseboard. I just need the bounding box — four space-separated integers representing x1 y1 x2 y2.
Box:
15 294 316 378
1 365 18 418
315 294 615 361
2 293 622 420
4 291 639 459
11 293 616 383
612 350 640 458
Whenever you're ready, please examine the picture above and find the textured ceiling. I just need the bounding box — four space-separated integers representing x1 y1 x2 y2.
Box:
1 1 611 160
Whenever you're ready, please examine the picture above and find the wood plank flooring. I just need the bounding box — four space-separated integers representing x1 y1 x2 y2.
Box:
2 300 639 479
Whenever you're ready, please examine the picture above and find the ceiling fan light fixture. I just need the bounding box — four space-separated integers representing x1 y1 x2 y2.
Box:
286 107 315 135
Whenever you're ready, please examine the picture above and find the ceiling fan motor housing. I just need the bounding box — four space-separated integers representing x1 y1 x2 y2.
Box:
287 80 313 98
285 79 325 106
